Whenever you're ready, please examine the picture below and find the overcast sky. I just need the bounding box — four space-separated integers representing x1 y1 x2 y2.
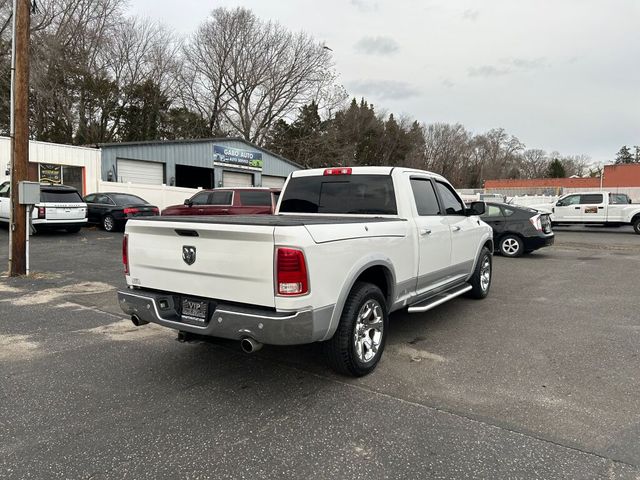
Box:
129 0 639 164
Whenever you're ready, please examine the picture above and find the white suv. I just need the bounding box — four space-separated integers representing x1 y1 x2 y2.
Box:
0 181 87 233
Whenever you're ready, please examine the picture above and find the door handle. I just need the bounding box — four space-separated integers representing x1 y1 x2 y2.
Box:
419 228 431 236
574 207 580 210
597 206 604 210
452 226 461 232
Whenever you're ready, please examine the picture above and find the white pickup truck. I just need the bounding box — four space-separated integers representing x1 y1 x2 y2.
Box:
531 192 640 234
118 167 494 376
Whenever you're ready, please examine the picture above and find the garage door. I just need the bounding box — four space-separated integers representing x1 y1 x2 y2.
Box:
223 171 253 187
117 159 164 185
261 175 286 188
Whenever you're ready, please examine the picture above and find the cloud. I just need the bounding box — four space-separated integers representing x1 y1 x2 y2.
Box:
462 9 479 21
468 57 548 77
350 0 378 12
468 65 510 77
354 36 400 55
347 80 420 100
442 78 455 88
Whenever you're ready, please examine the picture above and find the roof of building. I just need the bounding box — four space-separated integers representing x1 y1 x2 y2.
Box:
98 137 303 170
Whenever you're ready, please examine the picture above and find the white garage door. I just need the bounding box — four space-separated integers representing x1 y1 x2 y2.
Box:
223 171 253 187
261 175 286 188
117 159 164 185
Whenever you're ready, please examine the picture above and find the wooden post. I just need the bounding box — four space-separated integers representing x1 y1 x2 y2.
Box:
8 0 30 276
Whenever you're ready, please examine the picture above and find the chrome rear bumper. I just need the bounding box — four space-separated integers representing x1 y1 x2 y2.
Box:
117 289 333 345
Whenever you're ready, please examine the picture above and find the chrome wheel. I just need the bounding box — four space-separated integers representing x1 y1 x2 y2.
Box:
501 237 520 256
103 215 115 232
480 256 491 292
353 299 384 363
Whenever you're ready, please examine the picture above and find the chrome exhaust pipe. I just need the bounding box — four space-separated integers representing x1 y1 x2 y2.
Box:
131 314 149 327
240 337 262 354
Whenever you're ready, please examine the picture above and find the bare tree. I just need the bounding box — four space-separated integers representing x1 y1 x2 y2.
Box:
520 149 549 178
182 7 340 144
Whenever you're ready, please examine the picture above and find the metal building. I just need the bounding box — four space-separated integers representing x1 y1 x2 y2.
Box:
100 138 301 189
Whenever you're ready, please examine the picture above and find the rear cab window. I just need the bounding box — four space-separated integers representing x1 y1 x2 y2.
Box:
40 190 83 203
110 194 146 205
279 174 397 215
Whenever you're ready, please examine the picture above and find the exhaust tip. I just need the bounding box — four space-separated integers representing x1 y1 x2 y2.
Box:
240 337 262 354
131 314 148 327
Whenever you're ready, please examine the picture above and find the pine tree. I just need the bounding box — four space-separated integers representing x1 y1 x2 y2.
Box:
547 158 566 178
615 145 634 164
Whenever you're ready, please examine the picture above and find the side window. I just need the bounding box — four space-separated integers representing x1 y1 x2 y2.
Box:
435 181 465 215
84 194 96 203
0 182 10 198
485 205 503 217
239 191 272 206
557 195 579 207
94 194 109 205
579 194 603 204
410 178 440 216
210 191 233 205
191 192 211 205
609 194 628 205
502 207 515 217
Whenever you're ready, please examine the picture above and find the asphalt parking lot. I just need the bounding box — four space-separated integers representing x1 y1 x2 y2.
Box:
1 225 639 479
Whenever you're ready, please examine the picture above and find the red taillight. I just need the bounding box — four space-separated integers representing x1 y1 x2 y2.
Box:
151 207 159 215
123 234 129 275
324 167 352 176
276 248 309 296
529 214 542 231
124 207 139 215
37 207 46 219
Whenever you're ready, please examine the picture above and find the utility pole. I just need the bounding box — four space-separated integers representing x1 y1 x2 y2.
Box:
8 0 31 276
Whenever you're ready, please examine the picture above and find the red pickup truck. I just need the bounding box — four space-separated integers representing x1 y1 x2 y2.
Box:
161 188 280 216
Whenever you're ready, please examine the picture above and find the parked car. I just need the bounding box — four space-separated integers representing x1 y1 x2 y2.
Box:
530 192 640 234
480 202 554 257
118 166 493 376
0 181 87 233
161 188 280 216
84 192 159 232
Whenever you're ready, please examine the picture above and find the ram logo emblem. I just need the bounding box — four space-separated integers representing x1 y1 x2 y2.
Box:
182 246 196 265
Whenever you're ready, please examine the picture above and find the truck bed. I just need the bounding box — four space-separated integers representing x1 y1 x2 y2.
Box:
138 214 405 226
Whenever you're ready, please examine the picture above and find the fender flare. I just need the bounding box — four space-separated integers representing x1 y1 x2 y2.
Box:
468 233 494 281
321 255 397 342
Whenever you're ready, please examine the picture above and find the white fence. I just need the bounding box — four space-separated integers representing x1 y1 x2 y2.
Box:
97 181 199 210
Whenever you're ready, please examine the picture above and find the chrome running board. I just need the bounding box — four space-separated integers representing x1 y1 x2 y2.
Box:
407 284 472 313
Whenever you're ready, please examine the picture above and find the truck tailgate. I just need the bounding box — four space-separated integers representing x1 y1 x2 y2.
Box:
126 219 276 307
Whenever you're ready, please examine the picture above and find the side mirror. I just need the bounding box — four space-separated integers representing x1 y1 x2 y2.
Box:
184 199 193 207
467 201 486 216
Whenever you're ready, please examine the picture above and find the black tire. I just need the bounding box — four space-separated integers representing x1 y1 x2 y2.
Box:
324 282 388 377
102 214 117 232
499 234 523 257
633 218 640 235
467 247 492 299
65 226 81 233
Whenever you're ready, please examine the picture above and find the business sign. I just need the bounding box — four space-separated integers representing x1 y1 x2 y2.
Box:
213 145 263 169
39 164 62 184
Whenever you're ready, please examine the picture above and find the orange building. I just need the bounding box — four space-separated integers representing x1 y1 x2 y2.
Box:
484 163 640 191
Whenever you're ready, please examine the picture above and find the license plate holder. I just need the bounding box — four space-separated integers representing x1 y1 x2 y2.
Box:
181 298 209 325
